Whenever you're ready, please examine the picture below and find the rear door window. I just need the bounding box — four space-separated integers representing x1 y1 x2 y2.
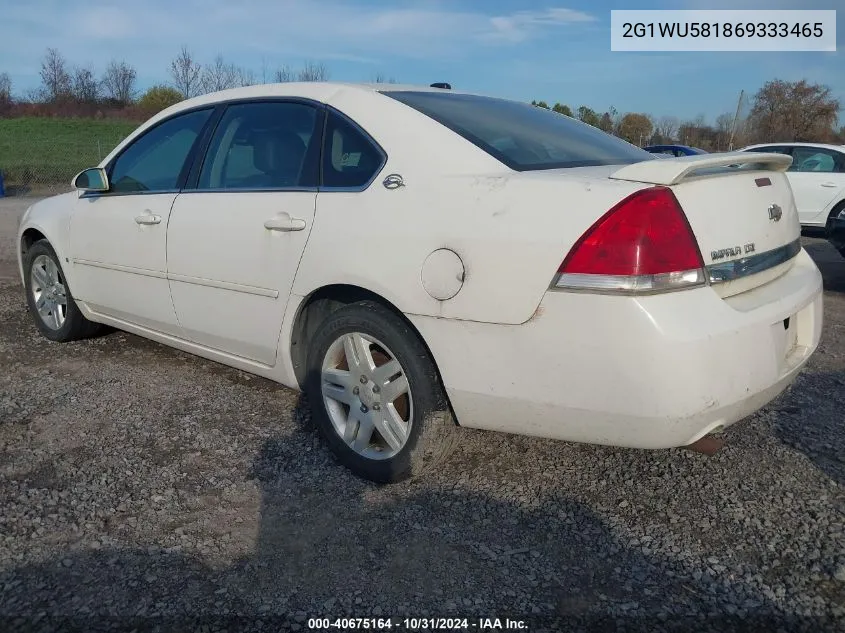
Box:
748 145 792 155
789 147 843 173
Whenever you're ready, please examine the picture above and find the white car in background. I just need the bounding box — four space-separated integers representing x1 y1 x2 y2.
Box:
17 83 823 483
740 142 845 232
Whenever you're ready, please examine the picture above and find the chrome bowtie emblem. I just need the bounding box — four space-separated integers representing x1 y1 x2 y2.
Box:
768 204 783 222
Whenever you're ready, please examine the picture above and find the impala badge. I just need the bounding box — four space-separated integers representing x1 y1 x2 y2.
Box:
711 243 755 261
768 204 783 222
382 174 405 190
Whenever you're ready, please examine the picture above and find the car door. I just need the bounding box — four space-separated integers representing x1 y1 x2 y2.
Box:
68 107 214 334
166 100 323 365
784 146 845 226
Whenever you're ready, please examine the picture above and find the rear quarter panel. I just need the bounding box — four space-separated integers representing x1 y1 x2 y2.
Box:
293 88 645 326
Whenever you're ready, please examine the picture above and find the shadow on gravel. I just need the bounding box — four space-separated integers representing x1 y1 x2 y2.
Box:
803 239 845 294
2 437 837 633
771 370 845 487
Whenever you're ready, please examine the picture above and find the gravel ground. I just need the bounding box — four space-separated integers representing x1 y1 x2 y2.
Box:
1 197 844 633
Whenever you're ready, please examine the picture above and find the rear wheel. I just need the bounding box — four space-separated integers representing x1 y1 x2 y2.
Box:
23 239 101 342
305 301 458 483
824 201 845 238
825 201 845 259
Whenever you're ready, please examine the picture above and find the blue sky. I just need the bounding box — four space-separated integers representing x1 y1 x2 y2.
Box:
0 0 841 123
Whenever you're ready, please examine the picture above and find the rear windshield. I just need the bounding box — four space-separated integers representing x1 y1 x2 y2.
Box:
382 90 654 171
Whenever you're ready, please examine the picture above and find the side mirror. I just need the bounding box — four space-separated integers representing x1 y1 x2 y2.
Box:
72 167 109 192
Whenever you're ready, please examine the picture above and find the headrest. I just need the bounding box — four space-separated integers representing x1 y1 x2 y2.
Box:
250 128 307 175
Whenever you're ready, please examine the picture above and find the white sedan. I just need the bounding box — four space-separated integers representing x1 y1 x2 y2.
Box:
740 142 845 231
17 83 823 483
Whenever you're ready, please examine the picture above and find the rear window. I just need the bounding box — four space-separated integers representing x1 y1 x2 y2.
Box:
382 90 654 171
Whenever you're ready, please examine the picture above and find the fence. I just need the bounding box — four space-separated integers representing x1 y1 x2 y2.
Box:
0 135 129 197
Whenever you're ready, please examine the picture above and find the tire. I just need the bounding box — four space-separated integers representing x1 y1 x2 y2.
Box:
824 201 845 239
23 239 101 342
304 300 458 483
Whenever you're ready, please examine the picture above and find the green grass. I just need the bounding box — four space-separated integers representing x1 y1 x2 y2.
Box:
0 117 141 189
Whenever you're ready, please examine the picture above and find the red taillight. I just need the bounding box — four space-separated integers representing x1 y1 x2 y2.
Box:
554 187 706 293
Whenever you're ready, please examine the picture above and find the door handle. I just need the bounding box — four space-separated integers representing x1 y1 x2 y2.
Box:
264 214 306 232
821 182 838 188
134 213 162 225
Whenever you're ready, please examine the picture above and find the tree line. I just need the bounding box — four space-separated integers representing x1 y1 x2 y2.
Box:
0 47 347 119
0 47 841 148
532 79 843 149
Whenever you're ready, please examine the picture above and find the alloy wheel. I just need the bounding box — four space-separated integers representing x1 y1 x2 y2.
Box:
321 332 413 460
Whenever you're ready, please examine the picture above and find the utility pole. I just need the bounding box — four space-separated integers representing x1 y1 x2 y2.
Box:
729 90 744 151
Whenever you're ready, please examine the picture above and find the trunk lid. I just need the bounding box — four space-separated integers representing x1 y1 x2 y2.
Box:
610 152 801 296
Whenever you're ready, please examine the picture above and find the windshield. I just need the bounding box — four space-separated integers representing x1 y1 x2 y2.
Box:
381 90 654 171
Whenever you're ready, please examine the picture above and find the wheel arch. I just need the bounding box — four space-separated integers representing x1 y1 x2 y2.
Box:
18 226 50 284
288 283 454 415
20 227 48 254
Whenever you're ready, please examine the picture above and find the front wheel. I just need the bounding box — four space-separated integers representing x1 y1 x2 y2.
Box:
23 239 101 342
304 301 458 483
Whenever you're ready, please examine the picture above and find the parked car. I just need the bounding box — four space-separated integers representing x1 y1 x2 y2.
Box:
740 143 845 232
643 144 708 157
17 83 823 483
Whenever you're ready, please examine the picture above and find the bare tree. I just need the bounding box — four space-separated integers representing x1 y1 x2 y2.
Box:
715 113 734 151
372 72 398 84
200 54 239 93
599 106 619 135
40 48 72 101
170 47 202 98
101 60 137 104
0 72 11 114
21 87 43 104
0 72 11 102
236 67 256 87
297 61 329 82
677 115 720 150
72 65 99 103
273 65 294 82
655 116 679 142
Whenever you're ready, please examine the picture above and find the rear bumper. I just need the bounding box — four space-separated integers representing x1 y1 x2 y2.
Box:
408 248 823 449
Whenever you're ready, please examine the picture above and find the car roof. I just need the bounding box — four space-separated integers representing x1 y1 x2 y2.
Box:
170 81 481 111
743 141 845 152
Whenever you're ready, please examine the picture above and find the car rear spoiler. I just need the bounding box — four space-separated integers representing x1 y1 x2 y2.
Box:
609 152 793 186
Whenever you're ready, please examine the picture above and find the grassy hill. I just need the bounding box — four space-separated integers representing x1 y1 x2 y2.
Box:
0 117 141 192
